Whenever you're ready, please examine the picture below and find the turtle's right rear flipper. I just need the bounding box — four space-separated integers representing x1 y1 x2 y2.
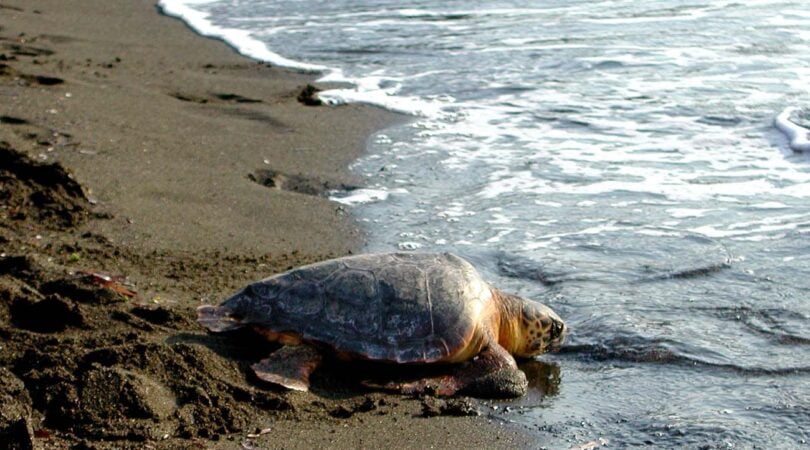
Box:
197 305 243 332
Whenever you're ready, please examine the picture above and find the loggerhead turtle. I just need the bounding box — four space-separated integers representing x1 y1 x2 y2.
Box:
198 252 566 397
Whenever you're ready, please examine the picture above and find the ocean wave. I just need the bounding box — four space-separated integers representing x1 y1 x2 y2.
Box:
705 306 810 346
491 227 731 285
560 335 810 376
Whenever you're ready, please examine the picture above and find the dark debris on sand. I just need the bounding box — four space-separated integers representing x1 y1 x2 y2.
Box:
420 397 480 418
297 83 323 106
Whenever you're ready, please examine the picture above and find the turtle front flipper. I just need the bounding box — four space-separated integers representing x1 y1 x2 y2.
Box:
365 343 528 398
461 344 528 398
252 345 323 392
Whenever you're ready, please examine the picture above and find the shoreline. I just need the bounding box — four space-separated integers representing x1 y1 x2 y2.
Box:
0 0 534 448
1 0 398 256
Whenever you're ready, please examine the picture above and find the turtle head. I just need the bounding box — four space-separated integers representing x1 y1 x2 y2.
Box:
510 298 567 358
515 300 568 358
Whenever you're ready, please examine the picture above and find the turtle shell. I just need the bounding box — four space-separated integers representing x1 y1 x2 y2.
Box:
221 252 494 363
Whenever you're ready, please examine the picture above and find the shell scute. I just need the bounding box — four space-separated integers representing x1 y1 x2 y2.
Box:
322 268 381 335
323 302 381 335
323 268 378 306
247 281 281 299
277 280 323 316
377 263 434 340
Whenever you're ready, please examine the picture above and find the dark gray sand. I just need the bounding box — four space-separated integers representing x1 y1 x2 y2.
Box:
0 0 535 448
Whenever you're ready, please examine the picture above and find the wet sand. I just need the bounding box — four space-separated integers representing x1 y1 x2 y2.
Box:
0 0 534 448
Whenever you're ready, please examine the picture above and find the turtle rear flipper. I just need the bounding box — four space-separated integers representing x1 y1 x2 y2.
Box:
252 345 323 392
197 305 243 332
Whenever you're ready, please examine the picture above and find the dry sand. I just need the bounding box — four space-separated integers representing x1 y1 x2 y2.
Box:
0 0 535 448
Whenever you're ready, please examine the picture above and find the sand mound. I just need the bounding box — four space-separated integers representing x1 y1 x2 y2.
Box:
0 141 90 228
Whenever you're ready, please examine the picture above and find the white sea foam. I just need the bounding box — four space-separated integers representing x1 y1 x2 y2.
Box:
774 107 810 152
749 202 789 209
486 213 512 225
397 241 422 250
329 188 392 206
157 0 327 72
668 208 717 219
157 0 441 116
485 228 516 243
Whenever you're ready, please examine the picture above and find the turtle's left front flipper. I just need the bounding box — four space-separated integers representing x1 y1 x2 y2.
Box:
365 344 528 398
461 344 528 398
252 344 322 392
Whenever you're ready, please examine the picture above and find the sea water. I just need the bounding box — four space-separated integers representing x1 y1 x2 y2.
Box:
160 1 810 447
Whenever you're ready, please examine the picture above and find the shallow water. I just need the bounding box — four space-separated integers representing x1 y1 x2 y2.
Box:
161 0 810 447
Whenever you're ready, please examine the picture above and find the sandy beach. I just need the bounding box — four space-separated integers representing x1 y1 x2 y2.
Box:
0 0 533 448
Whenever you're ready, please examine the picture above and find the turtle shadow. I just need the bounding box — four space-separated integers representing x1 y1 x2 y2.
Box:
519 359 561 397
492 360 562 409
167 331 466 399
315 359 536 400
168 330 310 397
168 329 277 361
311 359 462 400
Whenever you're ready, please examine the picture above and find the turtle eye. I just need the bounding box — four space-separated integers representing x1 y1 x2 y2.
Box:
551 321 564 339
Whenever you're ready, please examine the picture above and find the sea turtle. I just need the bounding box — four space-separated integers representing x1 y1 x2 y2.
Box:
198 252 566 397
